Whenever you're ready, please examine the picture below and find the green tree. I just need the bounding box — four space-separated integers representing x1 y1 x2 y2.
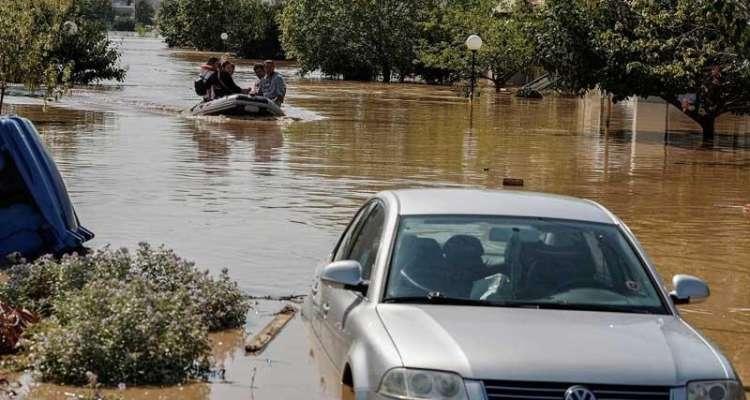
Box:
279 0 426 82
135 0 155 26
482 3 537 90
227 1 284 59
0 0 72 110
78 0 115 25
50 0 127 84
536 0 750 140
156 0 190 47
416 0 535 90
0 0 126 110
158 0 283 59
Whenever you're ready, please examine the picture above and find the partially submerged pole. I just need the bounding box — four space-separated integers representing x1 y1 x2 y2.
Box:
1 83 6 112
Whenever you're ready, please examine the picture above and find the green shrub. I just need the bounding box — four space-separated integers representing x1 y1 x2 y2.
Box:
29 279 211 385
0 244 250 385
0 244 250 331
128 244 249 331
0 248 131 316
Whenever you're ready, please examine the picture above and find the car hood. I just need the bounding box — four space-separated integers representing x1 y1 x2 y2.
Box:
377 304 733 385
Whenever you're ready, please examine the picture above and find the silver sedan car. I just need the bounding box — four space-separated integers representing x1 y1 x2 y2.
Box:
303 189 744 400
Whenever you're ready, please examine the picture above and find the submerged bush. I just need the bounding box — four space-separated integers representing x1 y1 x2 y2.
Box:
0 243 250 385
0 249 131 316
0 244 250 331
30 279 211 385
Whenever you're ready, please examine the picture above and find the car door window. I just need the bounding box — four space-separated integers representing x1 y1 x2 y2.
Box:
346 203 386 280
332 203 373 262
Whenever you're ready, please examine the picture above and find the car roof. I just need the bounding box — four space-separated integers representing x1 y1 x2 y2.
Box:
383 189 616 224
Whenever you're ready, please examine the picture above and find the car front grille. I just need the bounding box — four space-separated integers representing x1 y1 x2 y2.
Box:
482 380 672 400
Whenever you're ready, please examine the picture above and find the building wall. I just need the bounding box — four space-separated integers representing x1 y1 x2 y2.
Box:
112 0 135 17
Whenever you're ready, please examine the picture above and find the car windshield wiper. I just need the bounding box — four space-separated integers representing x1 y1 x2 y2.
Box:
383 296 499 307
383 294 544 308
382 296 661 314
529 302 659 314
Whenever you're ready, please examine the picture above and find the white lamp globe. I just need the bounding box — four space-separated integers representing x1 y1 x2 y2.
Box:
466 34 483 51
63 21 78 36
220 32 229 41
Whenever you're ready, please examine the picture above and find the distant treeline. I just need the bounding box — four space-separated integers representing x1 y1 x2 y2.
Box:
157 0 534 89
157 0 284 60
81 0 156 31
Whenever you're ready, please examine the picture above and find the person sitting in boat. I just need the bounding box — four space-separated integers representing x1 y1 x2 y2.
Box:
212 61 246 99
259 60 286 105
250 63 266 96
195 57 220 102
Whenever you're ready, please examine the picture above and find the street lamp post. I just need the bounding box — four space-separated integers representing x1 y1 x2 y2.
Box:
220 32 229 54
465 34 483 101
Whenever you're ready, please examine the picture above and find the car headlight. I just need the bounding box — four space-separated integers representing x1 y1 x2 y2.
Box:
378 368 469 400
688 381 746 400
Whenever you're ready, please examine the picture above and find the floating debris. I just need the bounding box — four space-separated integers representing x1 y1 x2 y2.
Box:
246 294 307 303
0 301 39 354
244 305 297 354
502 177 525 187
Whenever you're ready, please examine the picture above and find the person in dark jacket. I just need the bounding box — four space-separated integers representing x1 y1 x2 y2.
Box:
212 61 245 99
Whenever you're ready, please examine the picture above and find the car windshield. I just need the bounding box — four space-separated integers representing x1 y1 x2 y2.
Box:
384 215 668 314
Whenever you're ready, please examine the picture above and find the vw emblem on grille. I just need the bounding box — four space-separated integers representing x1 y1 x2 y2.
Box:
564 386 596 400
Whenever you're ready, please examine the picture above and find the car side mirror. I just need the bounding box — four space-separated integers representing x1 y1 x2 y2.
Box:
321 260 368 293
669 274 710 305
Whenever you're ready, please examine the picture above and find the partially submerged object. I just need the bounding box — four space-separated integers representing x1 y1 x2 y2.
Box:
0 116 94 263
0 301 39 354
190 95 285 118
245 304 296 354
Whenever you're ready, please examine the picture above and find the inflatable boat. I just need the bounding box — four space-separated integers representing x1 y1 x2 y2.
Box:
190 94 285 117
0 116 94 263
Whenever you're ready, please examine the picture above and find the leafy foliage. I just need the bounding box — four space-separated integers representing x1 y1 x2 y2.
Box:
0 0 73 106
0 244 249 385
279 0 534 86
157 0 284 59
135 0 155 26
0 0 125 109
279 0 426 82
0 244 250 331
57 0 127 84
416 0 536 89
535 0 750 137
29 279 211 385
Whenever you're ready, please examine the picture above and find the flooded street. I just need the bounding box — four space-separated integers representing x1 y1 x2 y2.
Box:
2 36 750 398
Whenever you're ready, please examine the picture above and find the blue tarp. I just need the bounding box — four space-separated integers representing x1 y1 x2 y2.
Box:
0 116 94 260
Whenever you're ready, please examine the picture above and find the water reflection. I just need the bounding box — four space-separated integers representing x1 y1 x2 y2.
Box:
4 35 749 398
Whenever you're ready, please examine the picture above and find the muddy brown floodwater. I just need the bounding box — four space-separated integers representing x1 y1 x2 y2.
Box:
1 36 749 399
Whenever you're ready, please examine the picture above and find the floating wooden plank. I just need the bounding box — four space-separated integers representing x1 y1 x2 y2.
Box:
502 177 524 187
244 304 297 354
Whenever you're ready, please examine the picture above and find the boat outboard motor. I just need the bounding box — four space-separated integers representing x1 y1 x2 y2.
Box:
0 116 94 262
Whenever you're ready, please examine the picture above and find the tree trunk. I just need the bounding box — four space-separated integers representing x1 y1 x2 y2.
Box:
382 66 392 83
662 96 718 142
495 81 501 92
700 116 716 142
